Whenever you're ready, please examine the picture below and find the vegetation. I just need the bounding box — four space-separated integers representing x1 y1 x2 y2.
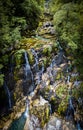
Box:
0 0 44 86
49 0 83 78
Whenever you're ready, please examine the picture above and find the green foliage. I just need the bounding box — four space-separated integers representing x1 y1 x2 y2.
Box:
53 3 80 50
28 50 35 65
50 0 83 77
0 74 4 86
58 99 68 115
14 49 25 67
43 45 52 56
0 0 44 51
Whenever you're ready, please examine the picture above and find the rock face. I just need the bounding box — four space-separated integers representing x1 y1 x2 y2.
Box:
43 116 76 130
30 96 50 127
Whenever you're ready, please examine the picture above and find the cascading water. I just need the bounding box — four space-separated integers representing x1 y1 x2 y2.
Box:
31 48 39 72
69 97 75 112
24 52 33 79
24 51 34 92
66 97 75 120
77 121 82 130
2 1 83 129
10 55 14 74
31 48 42 85
4 82 12 109
24 99 30 118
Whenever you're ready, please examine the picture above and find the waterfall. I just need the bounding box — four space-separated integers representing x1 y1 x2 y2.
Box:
4 82 12 109
66 67 70 84
24 51 34 82
77 122 82 130
69 97 75 112
24 52 31 77
31 49 39 72
66 97 75 120
67 75 70 84
31 48 43 85
24 100 30 118
49 104 52 115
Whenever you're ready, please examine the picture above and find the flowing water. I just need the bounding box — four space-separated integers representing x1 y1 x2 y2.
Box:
4 82 12 109
24 51 34 92
31 48 39 72
77 122 82 130
8 114 26 130
24 52 33 80
24 100 30 118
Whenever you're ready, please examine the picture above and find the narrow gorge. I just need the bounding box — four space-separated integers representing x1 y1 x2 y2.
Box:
0 0 83 130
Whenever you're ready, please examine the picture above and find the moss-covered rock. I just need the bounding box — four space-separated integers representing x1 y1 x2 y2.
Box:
55 70 63 80
27 50 35 65
30 96 50 127
43 45 52 56
58 99 68 115
56 84 69 115
52 42 58 53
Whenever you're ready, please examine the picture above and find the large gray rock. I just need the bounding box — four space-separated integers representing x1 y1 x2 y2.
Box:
43 116 76 130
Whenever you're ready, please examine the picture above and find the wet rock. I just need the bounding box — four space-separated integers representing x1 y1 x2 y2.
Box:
43 21 53 28
43 116 76 130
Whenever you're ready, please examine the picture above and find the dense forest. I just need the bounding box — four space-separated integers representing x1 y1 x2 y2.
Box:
49 0 83 77
0 0 44 85
0 0 83 130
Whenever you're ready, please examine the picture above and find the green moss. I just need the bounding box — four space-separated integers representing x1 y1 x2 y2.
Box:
1 55 9 66
56 71 63 80
0 64 4 69
52 42 58 53
58 99 68 115
30 98 50 127
43 45 52 56
14 49 25 67
27 50 35 65
56 85 68 98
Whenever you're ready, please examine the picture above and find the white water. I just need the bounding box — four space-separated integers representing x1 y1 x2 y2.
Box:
69 97 75 112
4 82 12 109
31 49 39 72
24 52 31 77
24 100 29 118
74 80 81 87
77 122 82 130
24 51 34 82
67 75 70 84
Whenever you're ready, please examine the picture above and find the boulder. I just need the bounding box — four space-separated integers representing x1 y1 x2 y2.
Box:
43 116 76 130
30 96 50 127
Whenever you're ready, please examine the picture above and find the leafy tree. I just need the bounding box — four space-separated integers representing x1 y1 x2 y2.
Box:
0 0 44 55
50 0 83 77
